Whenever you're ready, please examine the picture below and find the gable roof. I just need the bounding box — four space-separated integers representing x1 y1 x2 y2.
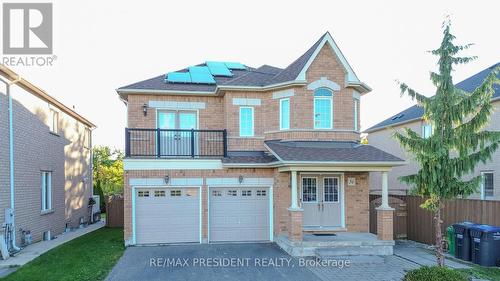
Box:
117 32 370 100
365 63 500 133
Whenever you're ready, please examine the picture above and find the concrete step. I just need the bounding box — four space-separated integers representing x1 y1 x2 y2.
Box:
315 245 393 257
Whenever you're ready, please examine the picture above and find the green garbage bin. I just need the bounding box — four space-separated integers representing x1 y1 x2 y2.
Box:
447 226 455 256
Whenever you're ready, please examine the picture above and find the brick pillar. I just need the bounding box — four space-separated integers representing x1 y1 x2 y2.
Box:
376 208 394 240
288 209 303 242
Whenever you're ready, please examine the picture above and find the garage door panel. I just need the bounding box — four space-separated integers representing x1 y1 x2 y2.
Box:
209 187 270 242
135 188 199 244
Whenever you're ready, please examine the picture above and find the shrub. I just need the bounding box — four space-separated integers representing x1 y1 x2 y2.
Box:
404 266 468 281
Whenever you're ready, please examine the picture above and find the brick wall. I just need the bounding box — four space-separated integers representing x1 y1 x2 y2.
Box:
123 168 277 243
126 44 361 152
0 83 92 244
344 172 370 232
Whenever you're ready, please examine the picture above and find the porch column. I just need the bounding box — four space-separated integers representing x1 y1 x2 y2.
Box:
381 171 390 209
376 171 394 241
288 170 303 242
290 171 299 209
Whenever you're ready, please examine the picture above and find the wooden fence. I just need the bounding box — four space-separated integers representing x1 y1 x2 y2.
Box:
406 196 500 245
370 195 500 245
106 194 124 228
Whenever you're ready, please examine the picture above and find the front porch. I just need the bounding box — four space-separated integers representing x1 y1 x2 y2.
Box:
276 232 395 257
278 167 397 257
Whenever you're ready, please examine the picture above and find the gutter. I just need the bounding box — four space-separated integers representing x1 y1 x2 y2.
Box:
1 75 21 252
0 66 96 128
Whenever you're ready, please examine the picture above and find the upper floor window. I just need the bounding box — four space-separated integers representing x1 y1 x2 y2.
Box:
239 107 254 137
41 171 52 211
314 88 333 129
279 98 290 130
422 124 433 139
481 172 494 199
354 98 359 131
49 109 58 134
84 128 91 149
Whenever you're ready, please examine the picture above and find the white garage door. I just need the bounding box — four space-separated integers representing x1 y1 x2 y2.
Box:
209 187 270 242
135 187 199 244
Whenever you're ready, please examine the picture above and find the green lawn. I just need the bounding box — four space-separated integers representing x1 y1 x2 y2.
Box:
2 227 124 281
458 266 500 281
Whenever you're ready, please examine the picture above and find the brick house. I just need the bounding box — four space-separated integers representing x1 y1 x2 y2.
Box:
0 66 95 249
366 63 500 201
117 32 404 255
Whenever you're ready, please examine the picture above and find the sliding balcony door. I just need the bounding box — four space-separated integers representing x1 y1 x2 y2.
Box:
157 110 197 156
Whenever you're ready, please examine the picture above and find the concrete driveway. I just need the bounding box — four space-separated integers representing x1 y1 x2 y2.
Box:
106 243 322 281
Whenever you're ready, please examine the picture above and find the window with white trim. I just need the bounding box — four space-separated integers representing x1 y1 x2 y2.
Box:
353 98 359 131
227 190 237 196
239 107 254 137
279 98 290 130
302 177 317 202
41 171 52 211
313 88 333 129
481 172 494 199
257 190 267 196
422 124 433 139
49 109 58 134
84 128 91 149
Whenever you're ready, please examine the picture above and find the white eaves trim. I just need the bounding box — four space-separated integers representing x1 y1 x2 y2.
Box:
296 32 360 84
117 88 216 96
124 159 223 170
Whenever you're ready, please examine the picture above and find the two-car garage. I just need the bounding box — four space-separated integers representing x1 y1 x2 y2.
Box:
133 186 271 245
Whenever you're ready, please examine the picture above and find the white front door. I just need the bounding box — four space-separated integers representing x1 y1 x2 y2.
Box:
157 110 197 156
301 175 342 228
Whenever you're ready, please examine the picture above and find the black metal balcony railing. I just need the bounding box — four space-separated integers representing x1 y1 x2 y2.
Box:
125 128 227 158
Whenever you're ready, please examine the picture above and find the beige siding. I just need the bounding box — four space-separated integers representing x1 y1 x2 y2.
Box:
368 101 500 201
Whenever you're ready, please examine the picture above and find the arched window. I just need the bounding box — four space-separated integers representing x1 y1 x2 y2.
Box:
313 88 333 129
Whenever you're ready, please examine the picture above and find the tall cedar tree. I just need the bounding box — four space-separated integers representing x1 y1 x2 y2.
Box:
394 22 500 266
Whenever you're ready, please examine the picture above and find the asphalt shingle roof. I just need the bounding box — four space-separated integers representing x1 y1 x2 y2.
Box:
366 63 500 133
222 151 278 164
265 140 403 162
118 33 328 93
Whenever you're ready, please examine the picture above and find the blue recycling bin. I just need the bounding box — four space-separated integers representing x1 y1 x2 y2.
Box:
469 224 500 267
453 222 477 261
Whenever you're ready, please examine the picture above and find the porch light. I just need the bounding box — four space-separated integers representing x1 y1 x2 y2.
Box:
164 175 169 184
142 104 148 116
238 175 244 184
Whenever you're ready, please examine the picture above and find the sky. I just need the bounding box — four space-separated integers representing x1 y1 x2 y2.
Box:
3 0 499 150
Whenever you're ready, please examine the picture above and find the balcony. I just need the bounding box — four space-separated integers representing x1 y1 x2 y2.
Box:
125 128 227 158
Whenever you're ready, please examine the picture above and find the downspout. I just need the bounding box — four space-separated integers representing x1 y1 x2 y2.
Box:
1 75 22 251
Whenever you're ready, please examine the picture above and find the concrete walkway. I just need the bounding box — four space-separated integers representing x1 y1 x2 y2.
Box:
0 221 105 273
393 240 471 269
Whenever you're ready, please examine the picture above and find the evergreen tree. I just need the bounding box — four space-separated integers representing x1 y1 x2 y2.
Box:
394 21 500 266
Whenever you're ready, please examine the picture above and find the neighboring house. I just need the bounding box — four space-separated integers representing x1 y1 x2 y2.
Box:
0 65 95 249
117 32 404 254
366 63 500 200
